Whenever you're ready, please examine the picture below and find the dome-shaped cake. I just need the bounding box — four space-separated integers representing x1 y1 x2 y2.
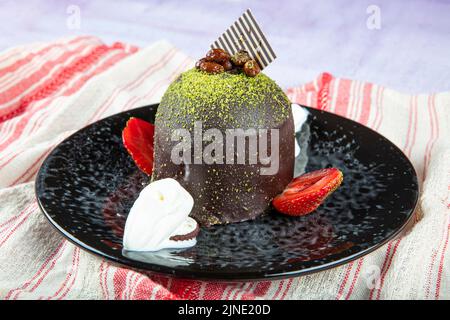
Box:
152 68 294 226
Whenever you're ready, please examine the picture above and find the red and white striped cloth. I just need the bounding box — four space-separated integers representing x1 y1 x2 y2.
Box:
0 36 448 300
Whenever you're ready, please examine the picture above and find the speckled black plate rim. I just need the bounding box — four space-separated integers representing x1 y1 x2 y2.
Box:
35 104 419 282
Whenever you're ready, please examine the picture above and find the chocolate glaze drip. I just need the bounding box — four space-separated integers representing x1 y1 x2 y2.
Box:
169 223 200 241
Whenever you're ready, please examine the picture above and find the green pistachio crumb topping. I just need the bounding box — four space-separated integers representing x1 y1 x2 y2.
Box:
157 68 291 130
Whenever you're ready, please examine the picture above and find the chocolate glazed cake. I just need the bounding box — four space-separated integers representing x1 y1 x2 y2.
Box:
152 68 294 226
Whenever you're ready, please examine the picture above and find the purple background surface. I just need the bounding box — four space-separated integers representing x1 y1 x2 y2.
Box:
1 0 449 93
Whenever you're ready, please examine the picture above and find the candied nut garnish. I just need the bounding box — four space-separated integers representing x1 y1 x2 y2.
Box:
243 59 261 77
199 61 225 74
231 50 251 67
221 60 233 71
195 57 207 69
205 48 230 64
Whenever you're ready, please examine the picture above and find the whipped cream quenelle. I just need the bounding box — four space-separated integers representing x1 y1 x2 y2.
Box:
123 178 198 252
292 104 309 157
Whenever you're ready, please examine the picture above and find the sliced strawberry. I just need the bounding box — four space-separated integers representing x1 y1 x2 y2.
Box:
272 168 343 216
122 117 155 176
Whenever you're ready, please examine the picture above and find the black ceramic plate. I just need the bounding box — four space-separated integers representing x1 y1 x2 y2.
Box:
36 104 418 281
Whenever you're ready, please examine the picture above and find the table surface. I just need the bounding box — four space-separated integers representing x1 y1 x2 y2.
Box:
1 0 449 93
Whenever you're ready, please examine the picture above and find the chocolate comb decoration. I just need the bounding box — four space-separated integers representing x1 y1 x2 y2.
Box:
210 9 276 70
